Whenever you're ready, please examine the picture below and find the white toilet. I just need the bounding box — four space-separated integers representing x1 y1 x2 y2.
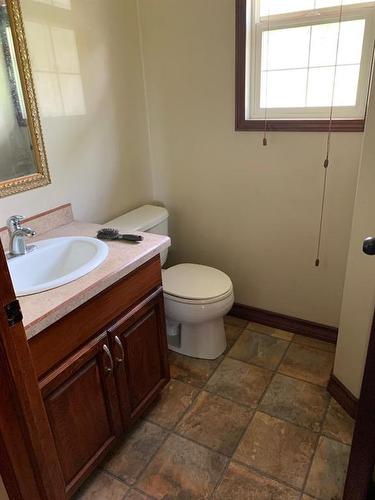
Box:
106 205 234 359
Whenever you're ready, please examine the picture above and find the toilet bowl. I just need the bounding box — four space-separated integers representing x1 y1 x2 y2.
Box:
106 205 234 360
162 264 234 359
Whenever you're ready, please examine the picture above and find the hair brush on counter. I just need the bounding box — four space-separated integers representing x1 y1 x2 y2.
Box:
97 228 143 243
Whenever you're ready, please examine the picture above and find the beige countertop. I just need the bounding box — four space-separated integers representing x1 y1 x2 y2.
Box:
18 221 170 340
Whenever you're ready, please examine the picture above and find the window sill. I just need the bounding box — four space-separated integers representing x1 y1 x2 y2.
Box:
235 118 365 133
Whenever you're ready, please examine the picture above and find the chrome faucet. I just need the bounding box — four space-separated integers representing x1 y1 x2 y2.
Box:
7 215 36 256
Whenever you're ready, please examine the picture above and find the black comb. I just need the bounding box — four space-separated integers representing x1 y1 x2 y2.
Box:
97 228 143 243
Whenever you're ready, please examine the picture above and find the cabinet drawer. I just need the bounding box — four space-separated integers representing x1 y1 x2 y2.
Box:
29 255 161 379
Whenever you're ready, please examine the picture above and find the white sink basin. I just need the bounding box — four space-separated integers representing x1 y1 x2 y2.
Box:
8 236 108 296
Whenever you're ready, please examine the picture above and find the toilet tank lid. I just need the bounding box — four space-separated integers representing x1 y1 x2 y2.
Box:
106 205 169 232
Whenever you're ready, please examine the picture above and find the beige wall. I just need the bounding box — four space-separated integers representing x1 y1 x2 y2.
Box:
334 74 375 398
139 0 362 327
0 0 152 224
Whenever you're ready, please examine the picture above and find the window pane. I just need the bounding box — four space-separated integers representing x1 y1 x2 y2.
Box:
337 20 365 64
259 0 368 16
310 20 365 67
262 27 310 70
306 65 360 107
333 65 360 105
261 69 307 107
310 23 340 67
307 67 335 106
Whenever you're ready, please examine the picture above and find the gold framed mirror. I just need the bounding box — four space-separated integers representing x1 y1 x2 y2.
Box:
0 0 50 197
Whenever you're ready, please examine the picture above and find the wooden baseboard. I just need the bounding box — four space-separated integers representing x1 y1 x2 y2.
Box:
230 303 338 344
327 374 358 419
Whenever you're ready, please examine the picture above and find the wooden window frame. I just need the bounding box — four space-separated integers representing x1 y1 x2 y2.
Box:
235 0 369 132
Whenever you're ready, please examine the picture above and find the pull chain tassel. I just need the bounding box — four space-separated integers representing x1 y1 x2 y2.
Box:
314 0 343 268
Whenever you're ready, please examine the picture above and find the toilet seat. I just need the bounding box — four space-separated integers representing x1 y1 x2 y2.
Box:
162 264 233 302
164 287 233 305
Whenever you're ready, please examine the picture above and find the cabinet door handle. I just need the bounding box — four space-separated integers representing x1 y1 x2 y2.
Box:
114 335 125 363
103 344 114 375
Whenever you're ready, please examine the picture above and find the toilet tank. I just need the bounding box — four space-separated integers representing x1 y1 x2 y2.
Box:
106 205 169 266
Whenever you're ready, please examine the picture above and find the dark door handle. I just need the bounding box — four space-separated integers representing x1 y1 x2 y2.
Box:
363 237 375 255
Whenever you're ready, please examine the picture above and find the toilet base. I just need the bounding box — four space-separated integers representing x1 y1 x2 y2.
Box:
167 318 227 360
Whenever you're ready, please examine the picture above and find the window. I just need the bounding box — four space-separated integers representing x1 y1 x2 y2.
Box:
236 0 375 131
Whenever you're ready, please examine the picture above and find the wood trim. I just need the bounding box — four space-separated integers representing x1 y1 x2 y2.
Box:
235 0 366 133
235 0 247 132
236 118 366 132
230 302 338 343
343 308 375 499
327 374 358 420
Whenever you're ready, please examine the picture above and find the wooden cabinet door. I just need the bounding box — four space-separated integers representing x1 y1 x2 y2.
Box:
109 289 170 424
40 332 122 497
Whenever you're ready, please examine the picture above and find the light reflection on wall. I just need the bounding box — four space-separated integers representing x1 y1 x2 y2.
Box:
33 0 71 10
25 21 86 117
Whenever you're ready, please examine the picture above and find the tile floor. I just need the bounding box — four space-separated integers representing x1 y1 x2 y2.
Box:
75 316 355 500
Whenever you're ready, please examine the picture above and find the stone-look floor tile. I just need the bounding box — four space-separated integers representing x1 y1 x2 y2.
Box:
75 470 129 499
146 379 198 430
176 391 253 455
293 334 336 353
305 436 351 500
247 322 294 341
225 315 249 328
125 490 153 499
136 434 227 499
168 351 223 388
104 421 167 485
259 374 329 432
278 343 334 387
234 411 317 489
322 399 355 445
225 322 244 348
212 462 300 500
228 330 289 370
205 357 273 408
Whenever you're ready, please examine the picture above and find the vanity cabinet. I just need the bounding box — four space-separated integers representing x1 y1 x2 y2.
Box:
29 255 170 498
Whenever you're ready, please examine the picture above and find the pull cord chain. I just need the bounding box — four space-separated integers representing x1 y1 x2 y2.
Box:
263 8 270 146
315 0 344 267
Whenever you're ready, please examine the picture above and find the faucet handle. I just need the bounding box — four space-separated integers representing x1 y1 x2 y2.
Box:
7 215 24 231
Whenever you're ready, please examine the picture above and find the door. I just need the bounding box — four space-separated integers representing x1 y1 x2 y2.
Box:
343 237 375 500
109 289 170 425
40 332 122 497
0 240 65 499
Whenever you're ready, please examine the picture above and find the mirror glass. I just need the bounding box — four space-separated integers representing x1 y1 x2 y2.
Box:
0 0 50 197
0 1 36 181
